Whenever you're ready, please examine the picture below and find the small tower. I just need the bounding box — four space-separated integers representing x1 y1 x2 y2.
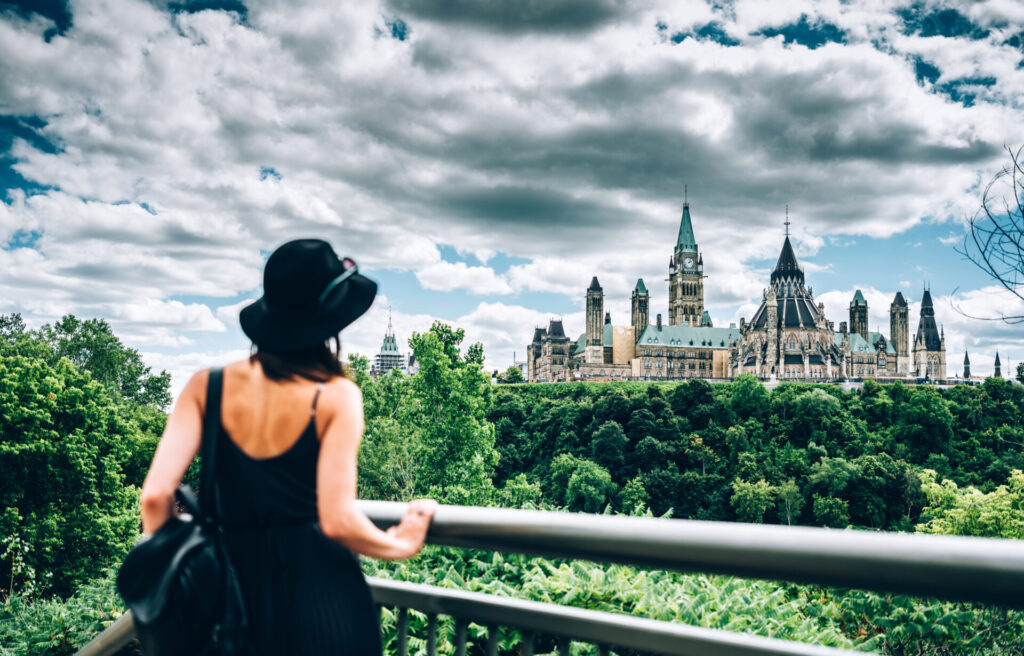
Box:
585 277 604 365
963 351 971 379
631 278 649 336
995 351 1002 378
849 290 869 341
890 292 910 375
913 288 945 379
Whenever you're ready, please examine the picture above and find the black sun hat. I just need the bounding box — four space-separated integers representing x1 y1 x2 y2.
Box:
240 239 377 351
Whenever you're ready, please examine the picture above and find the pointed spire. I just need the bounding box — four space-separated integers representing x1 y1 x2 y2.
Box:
634 278 648 294
771 235 804 285
588 276 602 292
386 305 395 337
851 290 867 307
995 351 1001 365
676 202 697 252
891 291 907 308
964 350 970 364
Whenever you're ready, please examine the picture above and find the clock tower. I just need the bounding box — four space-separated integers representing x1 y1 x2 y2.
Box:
668 200 704 327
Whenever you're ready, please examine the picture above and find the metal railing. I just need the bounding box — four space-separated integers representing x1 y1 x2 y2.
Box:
76 502 1024 656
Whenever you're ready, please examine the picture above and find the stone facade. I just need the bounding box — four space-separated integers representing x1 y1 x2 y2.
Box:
371 313 409 377
526 202 946 383
668 202 705 327
911 290 946 380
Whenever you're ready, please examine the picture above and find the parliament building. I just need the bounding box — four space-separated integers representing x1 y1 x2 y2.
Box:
526 201 946 383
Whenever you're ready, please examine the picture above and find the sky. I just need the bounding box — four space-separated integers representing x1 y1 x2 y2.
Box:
1 0 1023 397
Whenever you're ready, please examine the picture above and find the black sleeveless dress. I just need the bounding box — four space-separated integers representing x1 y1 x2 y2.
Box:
215 386 381 655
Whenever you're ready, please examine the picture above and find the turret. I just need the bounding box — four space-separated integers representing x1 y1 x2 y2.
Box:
850 290 868 340
963 351 971 378
995 351 1002 378
585 277 604 364
631 278 649 335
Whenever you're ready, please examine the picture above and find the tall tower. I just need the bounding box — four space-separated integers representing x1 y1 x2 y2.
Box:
849 290 869 340
963 351 971 378
631 278 649 335
890 292 909 374
668 196 704 326
912 288 945 379
995 352 1002 378
585 277 604 364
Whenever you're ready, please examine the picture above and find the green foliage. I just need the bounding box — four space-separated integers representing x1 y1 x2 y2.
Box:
730 478 776 523
353 322 499 505
364 548 864 654
0 568 130 656
916 469 1024 539
566 460 616 513
1 313 171 410
488 378 1024 530
0 356 142 597
497 366 524 384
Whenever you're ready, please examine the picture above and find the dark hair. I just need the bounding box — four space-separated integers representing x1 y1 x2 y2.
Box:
251 336 346 382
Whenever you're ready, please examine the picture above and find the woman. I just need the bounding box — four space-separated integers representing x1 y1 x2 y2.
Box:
139 239 434 654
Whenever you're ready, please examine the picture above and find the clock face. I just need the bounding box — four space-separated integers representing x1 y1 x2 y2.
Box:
683 257 695 269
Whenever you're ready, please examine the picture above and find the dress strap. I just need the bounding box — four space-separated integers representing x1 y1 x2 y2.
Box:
310 383 325 417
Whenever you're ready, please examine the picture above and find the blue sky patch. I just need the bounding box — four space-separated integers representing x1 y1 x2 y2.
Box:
3 228 42 251
259 166 282 181
897 4 990 40
935 76 997 108
0 0 71 40
666 21 740 47
386 16 409 41
167 0 247 22
754 14 846 49
912 56 941 85
0 115 58 200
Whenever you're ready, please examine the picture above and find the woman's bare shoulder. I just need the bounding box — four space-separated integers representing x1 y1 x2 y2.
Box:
321 375 363 406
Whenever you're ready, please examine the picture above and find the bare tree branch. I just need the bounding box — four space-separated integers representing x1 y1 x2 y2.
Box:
954 144 1024 323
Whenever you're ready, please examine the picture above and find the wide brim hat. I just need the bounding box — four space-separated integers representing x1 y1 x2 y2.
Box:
240 239 377 351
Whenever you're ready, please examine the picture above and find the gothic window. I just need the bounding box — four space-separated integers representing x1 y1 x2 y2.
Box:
788 337 796 349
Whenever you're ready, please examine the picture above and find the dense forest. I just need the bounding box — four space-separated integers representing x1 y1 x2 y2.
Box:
2 314 1023 655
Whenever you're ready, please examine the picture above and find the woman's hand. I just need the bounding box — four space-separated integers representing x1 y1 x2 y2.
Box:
386 499 437 559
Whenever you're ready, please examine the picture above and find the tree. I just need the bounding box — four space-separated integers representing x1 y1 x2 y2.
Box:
497 366 524 384
0 314 171 410
730 478 777 523
730 373 768 420
1017 361 1024 384
956 144 1024 323
404 322 497 504
812 495 850 528
916 469 1024 539
0 356 140 596
619 476 649 514
776 479 804 525
590 421 627 472
566 460 616 513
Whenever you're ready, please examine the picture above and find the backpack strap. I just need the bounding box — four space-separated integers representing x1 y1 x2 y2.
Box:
200 367 224 521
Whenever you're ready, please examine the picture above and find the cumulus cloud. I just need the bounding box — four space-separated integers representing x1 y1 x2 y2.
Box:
1 0 1022 385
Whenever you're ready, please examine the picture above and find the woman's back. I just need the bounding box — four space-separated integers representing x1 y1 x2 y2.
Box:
214 361 382 655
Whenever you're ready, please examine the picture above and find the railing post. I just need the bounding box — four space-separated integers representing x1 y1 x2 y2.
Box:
455 619 469 656
486 623 499 656
396 607 409 656
426 613 438 656
557 637 569 656
521 630 534 656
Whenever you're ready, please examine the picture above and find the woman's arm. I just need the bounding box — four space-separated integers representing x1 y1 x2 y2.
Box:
139 369 207 536
316 378 434 560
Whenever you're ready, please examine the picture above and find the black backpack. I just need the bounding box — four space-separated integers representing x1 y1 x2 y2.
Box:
118 368 247 655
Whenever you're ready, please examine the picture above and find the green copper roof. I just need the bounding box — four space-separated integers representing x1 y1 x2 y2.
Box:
572 325 614 355
635 325 740 349
676 203 697 252
634 278 648 294
700 310 713 327
851 290 867 307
